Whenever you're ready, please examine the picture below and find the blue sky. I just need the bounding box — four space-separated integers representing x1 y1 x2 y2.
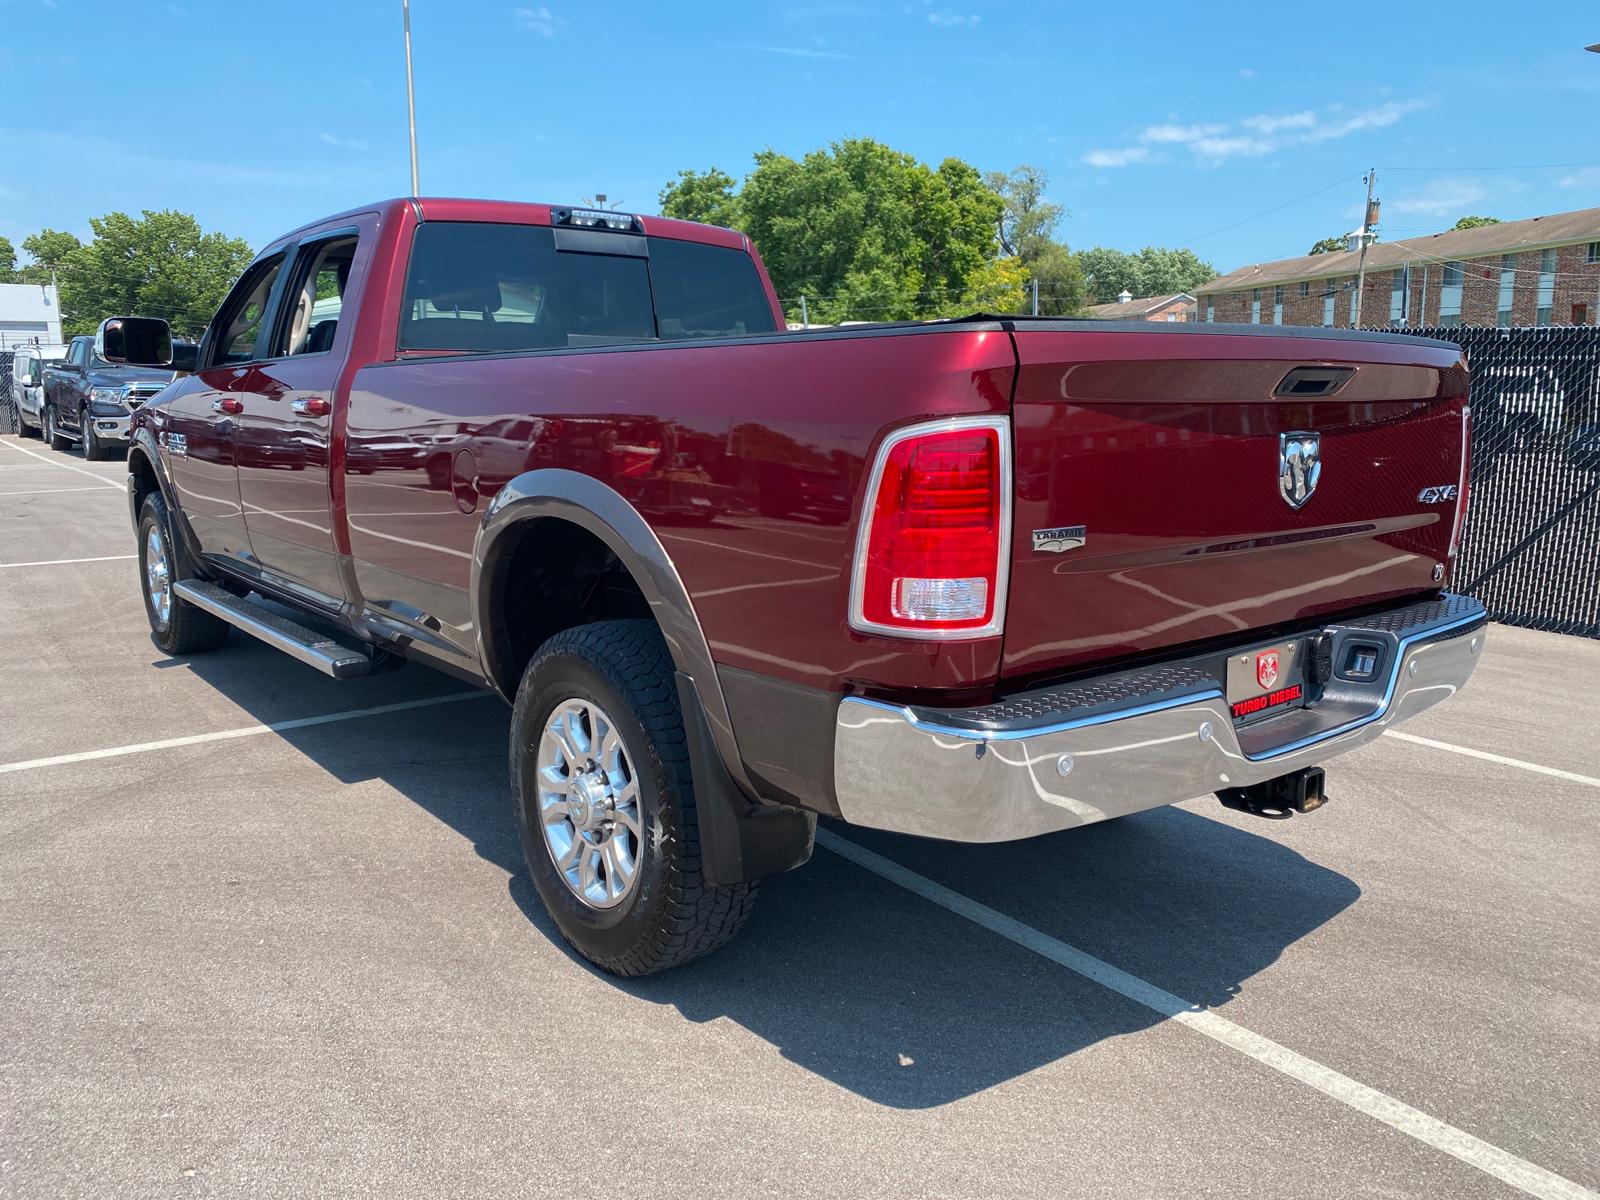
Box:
2 0 1597 275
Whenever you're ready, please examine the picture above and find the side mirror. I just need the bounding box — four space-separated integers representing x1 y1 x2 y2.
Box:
170 341 199 374
96 316 173 367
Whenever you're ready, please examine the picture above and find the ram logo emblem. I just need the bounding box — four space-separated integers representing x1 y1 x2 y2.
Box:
1278 431 1321 510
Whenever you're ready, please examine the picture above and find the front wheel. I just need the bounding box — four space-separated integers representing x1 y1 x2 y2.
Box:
82 418 108 461
45 405 72 452
137 492 230 655
510 620 758 976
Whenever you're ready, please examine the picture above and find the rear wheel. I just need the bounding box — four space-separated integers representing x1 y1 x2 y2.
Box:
511 619 758 976
137 492 230 655
45 405 72 452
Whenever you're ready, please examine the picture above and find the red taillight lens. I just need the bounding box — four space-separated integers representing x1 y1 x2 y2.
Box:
849 417 1010 638
1449 404 1471 563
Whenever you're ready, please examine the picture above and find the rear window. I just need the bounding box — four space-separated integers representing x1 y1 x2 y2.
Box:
397 222 776 354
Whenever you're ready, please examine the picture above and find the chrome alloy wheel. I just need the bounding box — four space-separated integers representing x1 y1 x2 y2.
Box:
537 698 643 910
145 524 172 626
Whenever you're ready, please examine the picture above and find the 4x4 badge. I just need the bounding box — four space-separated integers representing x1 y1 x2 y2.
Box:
1279 431 1321 510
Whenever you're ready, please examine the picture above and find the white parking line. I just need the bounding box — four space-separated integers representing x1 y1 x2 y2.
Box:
0 554 137 569
0 485 123 497
0 438 123 490
1384 730 1600 789
818 829 1598 1200
0 692 493 775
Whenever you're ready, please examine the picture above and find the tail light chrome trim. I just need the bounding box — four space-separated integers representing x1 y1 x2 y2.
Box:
847 414 1012 641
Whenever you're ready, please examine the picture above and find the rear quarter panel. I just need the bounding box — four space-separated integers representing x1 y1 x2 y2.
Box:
343 326 1016 694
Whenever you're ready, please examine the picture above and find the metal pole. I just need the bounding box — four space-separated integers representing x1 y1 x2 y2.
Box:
1031 277 1039 316
403 0 420 196
1352 168 1375 328
799 296 809 329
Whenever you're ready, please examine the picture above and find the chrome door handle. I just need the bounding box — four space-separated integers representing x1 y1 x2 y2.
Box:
290 397 330 417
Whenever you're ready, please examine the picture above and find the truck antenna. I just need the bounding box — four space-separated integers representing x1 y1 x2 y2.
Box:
402 0 421 196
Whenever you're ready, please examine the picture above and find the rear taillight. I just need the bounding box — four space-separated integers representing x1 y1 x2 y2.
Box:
1449 404 1471 562
848 416 1010 639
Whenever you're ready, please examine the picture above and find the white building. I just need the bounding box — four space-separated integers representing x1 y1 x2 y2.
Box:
0 281 65 350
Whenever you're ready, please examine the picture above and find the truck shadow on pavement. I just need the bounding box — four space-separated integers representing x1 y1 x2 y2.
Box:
177 646 1360 1111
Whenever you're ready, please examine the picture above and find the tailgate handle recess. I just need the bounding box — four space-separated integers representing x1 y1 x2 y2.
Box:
1275 366 1353 398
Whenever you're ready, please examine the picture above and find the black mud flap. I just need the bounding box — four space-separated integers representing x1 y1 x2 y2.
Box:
674 672 816 886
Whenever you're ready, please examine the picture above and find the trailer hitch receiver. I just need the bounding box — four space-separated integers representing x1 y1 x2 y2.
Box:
1217 766 1328 820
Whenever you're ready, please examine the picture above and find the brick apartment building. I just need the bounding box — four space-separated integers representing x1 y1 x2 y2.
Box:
1085 291 1197 321
1195 205 1600 329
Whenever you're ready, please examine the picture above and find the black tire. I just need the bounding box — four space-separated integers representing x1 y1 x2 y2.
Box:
511 619 757 976
18 407 41 437
82 418 108 461
45 405 72 452
136 491 230 655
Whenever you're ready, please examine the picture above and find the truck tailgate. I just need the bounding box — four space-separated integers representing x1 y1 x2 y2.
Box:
1003 326 1468 680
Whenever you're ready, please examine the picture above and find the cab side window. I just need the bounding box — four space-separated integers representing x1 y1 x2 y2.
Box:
276 236 358 357
211 255 286 367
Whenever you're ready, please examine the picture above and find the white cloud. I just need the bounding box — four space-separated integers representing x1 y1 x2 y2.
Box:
320 132 369 152
1557 165 1600 189
1301 99 1426 143
927 10 980 25
1237 67 1255 79
1085 99 1430 168
726 42 853 59
1082 147 1150 168
515 6 557 36
1192 135 1274 159
1241 110 1314 134
1139 122 1226 144
1389 178 1489 217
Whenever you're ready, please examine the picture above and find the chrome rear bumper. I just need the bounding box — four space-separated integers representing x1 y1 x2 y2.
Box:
833 594 1487 842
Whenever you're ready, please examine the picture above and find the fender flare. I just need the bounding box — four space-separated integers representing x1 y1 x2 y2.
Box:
472 469 814 886
127 427 207 579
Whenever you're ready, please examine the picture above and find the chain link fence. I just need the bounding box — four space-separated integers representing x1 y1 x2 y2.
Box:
0 350 16 435
1376 325 1600 639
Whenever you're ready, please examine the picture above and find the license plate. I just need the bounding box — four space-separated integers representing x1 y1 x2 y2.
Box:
1226 639 1307 722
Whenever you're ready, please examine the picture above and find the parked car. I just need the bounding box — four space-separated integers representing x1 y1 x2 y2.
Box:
41 334 192 460
7 343 68 437
102 197 1485 976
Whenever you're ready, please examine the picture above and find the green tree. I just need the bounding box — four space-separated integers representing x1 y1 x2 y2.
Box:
985 164 1085 315
658 167 741 229
1309 235 1348 255
985 164 1062 259
1450 215 1500 230
53 211 252 338
1134 246 1218 296
19 229 82 285
1023 240 1087 316
1077 245 1218 303
0 236 17 282
662 139 1004 324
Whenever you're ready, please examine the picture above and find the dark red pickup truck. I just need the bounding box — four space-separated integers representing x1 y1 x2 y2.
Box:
101 196 1485 975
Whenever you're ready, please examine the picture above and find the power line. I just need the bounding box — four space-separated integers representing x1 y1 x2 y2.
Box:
1174 173 1365 247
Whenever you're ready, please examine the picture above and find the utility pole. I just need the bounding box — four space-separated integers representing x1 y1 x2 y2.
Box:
402 0 420 196
1351 168 1377 328
1031 277 1039 316
799 296 809 329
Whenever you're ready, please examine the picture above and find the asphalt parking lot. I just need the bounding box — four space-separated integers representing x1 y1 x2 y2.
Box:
1 431 1597 1200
